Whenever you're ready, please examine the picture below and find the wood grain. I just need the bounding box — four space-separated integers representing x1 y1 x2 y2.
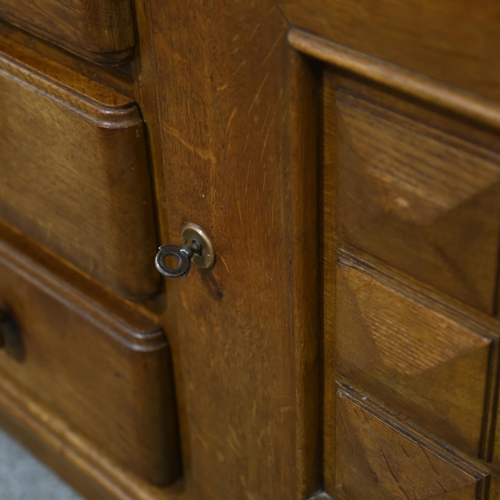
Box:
3 0 500 498
0 0 135 63
144 0 315 498
334 386 486 499
281 0 500 102
289 50 321 497
336 255 495 457
0 45 159 301
0 370 186 500
0 236 179 485
288 30 500 131
322 49 339 493
332 90 500 312
489 478 500 499
0 20 134 98
317 32 500 497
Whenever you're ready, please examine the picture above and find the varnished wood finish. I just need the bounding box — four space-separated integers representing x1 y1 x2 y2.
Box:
3 1 500 500
281 0 500 102
288 30 500 130
0 237 178 485
0 371 185 500
144 0 317 498
306 5 500 498
289 50 321 496
0 20 134 98
336 254 496 457
490 479 500 500
0 43 159 301
0 0 135 63
0 217 162 325
333 89 500 313
321 37 339 496
335 385 488 499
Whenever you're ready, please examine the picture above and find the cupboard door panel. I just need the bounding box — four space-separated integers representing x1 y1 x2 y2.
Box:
314 31 500 499
335 92 500 313
334 387 486 500
336 257 494 456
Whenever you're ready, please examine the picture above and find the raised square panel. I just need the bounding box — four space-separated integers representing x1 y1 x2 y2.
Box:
336 256 495 457
335 92 500 313
333 387 486 499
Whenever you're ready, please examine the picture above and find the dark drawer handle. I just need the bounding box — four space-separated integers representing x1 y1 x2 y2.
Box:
0 308 24 361
0 308 16 349
155 223 216 278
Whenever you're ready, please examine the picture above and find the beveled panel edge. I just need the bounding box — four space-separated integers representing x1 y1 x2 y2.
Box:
0 50 141 128
288 29 500 131
337 250 500 461
0 236 167 353
0 217 162 326
337 381 491 483
338 246 500 464
0 371 183 500
337 249 500 342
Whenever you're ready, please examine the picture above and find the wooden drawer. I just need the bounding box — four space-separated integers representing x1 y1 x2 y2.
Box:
328 80 500 313
0 0 135 63
332 385 488 499
0 237 178 485
336 253 496 457
0 47 158 301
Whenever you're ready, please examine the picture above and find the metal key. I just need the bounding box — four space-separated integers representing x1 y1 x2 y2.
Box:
154 223 215 278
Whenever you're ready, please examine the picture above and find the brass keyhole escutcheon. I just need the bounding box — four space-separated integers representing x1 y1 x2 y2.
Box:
155 223 215 278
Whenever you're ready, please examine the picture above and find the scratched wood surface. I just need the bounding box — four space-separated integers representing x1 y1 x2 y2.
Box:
336 256 495 457
5 0 500 499
334 386 486 500
145 1 316 499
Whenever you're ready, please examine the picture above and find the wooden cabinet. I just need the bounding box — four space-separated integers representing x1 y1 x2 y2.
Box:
1 1 500 500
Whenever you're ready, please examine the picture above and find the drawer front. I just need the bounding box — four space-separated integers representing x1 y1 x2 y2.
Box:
335 89 500 313
0 239 177 485
0 51 158 301
334 386 487 500
0 0 135 63
336 255 494 457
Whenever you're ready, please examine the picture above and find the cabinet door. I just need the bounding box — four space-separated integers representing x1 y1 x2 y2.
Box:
136 0 500 499
135 2 315 499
